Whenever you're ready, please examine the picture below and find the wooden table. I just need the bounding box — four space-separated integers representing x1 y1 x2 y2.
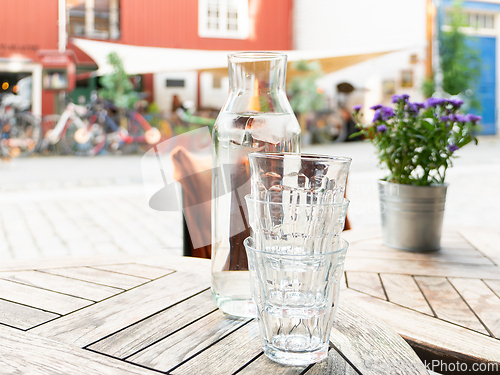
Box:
343 227 500 372
0 254 428 374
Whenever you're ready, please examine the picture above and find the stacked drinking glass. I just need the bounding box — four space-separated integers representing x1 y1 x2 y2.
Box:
244 152 352 366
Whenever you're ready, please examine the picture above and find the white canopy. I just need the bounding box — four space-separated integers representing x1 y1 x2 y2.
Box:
71 38 411 76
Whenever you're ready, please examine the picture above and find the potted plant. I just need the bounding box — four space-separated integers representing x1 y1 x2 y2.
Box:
352 94 480 251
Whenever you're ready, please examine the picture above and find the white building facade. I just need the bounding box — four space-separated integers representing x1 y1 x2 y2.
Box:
293 0 428 121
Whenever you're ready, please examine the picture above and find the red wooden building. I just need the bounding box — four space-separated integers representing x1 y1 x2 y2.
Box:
0 0 294 115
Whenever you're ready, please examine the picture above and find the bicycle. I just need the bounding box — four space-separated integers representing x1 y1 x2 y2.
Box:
0 93 42 158
40 102 106 156
109 107 165 154
310 109 348 144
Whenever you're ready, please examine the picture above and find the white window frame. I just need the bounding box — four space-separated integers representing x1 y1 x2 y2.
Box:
198 0 249 39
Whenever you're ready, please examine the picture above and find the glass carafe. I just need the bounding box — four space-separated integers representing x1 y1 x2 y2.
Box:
211 52 301 317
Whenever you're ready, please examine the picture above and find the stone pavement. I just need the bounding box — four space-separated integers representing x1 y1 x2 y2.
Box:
0 135 499 261
0 157 183 261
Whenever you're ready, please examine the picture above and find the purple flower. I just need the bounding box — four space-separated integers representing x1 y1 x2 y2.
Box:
353 104 362 112
448 98 464 108
406 102 421 114
425 97 447 108
414 102 425 109
370 104 383 110
454 114 467 122
392 94 410 103
372 109 382 122
447 143 459 153
465 114 482 123
381 106 394 120
448 114 457 122
440 115 449 122
377 124 387 132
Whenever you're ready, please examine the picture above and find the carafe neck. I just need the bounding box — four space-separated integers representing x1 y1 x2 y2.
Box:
229 52 286 91
227 52 288 113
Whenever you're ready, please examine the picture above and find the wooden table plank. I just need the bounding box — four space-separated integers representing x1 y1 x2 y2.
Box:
0 255 149 272
304 348 358 375
136 256 211 276
346 271 386 300
30 271 210 347
344 257 500 279
484 279 500 296
170 321 262 375
344 289 500 365
129 310 249 372
0 299 59 330
0 253 192 272
42 267 149 289
237 354 307 374
332 300 428 375
89 289 216 358
0 325 158 375
449 278 500 338
460 229 500 265
379 274 433 315
0 270 122 302
349 240 478 253
348 247 493 265
91 263 174 280
342 227 382 243
414 276 489 334
0 279 92 315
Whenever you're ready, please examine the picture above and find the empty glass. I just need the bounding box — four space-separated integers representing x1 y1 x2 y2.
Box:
244 236 349 366
247 152 351 204
245 195 349 254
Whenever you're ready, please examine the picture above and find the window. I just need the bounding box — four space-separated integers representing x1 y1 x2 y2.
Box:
445 9 495 30
213 75 222 89
67 0 120 39
166 79 185 88
198 0 249 39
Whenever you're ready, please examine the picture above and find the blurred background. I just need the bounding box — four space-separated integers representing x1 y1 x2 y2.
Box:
0 0 499 261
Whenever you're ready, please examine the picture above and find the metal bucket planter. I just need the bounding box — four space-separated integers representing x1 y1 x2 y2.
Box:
378 181 448 252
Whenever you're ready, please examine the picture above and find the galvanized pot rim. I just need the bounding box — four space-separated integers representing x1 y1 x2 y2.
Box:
378 180 449 188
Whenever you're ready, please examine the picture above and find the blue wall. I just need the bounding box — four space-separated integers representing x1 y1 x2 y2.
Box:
470 36 496 135
438 0 497 135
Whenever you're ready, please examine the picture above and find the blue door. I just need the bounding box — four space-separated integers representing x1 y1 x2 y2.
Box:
469 36 496 135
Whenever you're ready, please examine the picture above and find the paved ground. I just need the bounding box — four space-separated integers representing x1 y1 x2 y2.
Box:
0 135 499 261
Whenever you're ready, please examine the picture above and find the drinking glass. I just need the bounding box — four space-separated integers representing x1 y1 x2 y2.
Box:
244 236 349 366
245 195 349 254
247 152 351 205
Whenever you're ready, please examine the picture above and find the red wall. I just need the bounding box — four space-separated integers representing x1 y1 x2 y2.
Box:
0 0 293 59
119 0 293 50
0 0 58 60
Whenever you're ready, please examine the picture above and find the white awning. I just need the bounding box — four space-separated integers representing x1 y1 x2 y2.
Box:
71 38 412 76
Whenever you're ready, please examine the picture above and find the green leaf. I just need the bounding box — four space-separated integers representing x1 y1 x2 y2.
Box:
422 119 435 132
349 131 363 139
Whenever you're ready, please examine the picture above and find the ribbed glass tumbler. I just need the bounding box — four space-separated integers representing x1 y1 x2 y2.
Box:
247 152 352 205
244 236 349 366
245 195 349 254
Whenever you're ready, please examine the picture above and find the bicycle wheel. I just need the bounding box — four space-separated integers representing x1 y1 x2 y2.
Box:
39 114 63 155
120 116 143 154
0 112 42 157
60 118 106 156
313 112 347 144
138 114 171 153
